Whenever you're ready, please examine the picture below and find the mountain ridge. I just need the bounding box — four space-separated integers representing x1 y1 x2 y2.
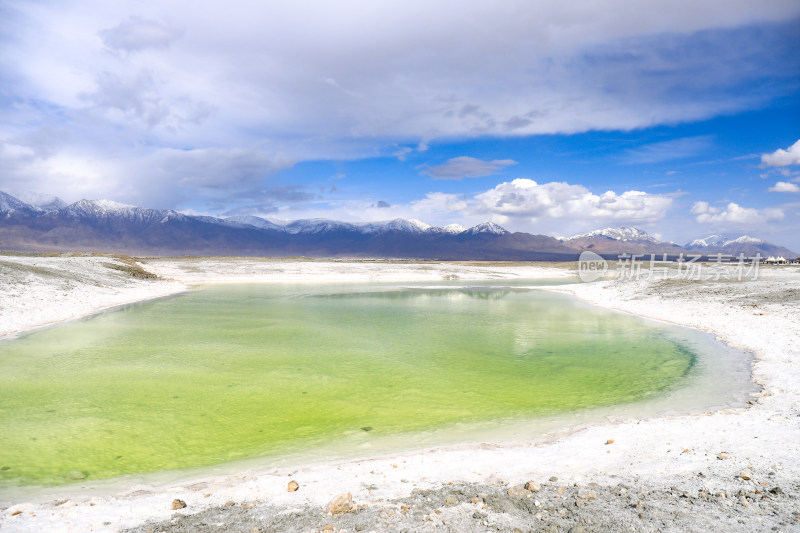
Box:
0 191 795 259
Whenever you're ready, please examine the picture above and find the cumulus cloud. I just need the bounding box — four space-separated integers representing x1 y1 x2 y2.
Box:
99 16 180 52
410 192 470 215
691 201 784 224
474 178 673 223
421 157 517 180
768 181 800 193
761 139 800 167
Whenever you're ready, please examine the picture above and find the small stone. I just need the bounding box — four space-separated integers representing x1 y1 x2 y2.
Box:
0 466 9 471
740 496 749 507
327 493 354 515
718 452 729 460
606 439 615 445
549 476 558 482
67 470 86 480
769 486 783 494
444 495 459 506
739 471 752 481
355 524 366 532
524 481 541 492
557 486 565 495
170 499 187 510
224 500 236 506
577 489 596 500
288 480 299 492
568 526 586 533
507 486 530 496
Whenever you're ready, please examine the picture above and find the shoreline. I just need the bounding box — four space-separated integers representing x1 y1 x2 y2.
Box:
1 257 798 532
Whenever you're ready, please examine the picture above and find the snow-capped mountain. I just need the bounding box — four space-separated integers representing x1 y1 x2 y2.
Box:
228 215 477 236
0 190 794 259
13 191 67 211
0 191 38 215
224 215 285 231
58 199 188 225
441 223 467 234
685 234 793 258
462 221 509 235
566 226 658 242
686 234 727 248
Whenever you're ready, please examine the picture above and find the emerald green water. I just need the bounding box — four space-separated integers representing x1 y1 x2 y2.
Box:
0 283 696 488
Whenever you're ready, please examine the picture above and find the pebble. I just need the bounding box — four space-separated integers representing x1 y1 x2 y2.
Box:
525 481 541 492
739 471 752 481
170 499 187 510
444 495 458 506
577 489 597 500
327 493 354 515
718 452 730 460
549 476 558 482
287 480 299 492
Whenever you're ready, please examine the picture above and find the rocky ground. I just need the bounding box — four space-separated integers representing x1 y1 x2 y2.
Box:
123 475 799 533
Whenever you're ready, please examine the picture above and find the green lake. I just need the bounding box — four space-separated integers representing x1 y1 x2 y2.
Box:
0 282 751 489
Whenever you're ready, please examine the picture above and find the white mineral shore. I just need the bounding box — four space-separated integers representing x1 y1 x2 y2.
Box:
1 255 798 532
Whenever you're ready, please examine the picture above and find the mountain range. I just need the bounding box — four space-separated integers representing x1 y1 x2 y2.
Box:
0 191 796 259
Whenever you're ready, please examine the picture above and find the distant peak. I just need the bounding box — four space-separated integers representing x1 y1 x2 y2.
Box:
567 226 656 242
465 221 509 235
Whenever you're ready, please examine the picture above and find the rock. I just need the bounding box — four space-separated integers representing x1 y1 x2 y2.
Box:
444 495 459 506
740 496 749 507
66 470 86 480
718 452 730 460
524 481 541 492
739 471 752 481
606 439 615 445
0 466 9 471
549 476 558 482
507 486 529 496
288 480 299 492
568 526 586 533
327 493 354 514
224 500 236 506
577 489 596 500
170 499 187 510
769 486 783 494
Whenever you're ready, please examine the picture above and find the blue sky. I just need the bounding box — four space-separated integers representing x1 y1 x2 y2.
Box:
1 1 799 249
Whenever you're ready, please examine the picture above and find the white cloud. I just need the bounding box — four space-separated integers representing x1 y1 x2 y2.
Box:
622 136 714 164
99 16 180 52
2 1 800 211
761 140 800 167
691 201 784 224
410 192 469 214
474 178 672 223
421 157 517 180
768 181 800 193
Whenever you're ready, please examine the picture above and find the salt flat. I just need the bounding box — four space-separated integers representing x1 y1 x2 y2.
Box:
1 255 798 532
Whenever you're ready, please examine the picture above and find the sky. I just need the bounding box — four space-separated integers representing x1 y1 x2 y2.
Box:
1 0 799 249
